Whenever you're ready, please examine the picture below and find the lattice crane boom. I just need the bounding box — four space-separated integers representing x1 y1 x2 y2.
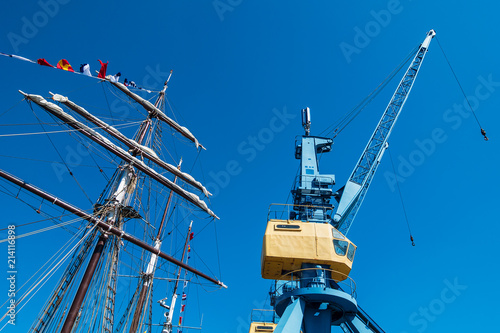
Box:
333 29 436 234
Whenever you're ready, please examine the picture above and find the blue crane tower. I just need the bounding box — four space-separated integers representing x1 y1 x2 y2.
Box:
259 30 436 333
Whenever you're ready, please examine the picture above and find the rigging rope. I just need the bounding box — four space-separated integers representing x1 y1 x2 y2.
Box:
63 129 112 182
0 181 85 235
0 153 114 171
19 226 97 308
107 82 148 118
0 217 82 243
436 37 489 141
101 81 115 125
0 222 98 329
28 101 94 205
53 77 102 97
0 213 77 231
165 95 184 129
387 148 415 246
0 120 142 137
0 98 26 119
0 221 92 310
212 218 222 279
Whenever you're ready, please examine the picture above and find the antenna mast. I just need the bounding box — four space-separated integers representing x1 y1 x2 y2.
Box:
302 107 311 136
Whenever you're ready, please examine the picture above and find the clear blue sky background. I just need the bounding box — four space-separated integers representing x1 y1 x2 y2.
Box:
1 1 499 332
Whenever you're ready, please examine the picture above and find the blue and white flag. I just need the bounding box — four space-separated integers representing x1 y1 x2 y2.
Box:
80 63 91 76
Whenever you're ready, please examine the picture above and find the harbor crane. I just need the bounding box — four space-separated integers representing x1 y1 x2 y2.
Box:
257 29 436 333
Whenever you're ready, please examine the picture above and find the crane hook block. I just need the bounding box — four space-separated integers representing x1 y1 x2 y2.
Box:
481 128 489 141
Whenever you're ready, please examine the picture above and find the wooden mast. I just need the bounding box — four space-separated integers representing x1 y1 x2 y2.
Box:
129 159 182 333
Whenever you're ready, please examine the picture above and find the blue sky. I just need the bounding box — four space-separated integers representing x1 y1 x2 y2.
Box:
1 1 500 332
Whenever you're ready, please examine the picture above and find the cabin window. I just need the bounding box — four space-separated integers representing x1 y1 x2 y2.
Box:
331 228 345 240
333 239 348 256
347 243 356 261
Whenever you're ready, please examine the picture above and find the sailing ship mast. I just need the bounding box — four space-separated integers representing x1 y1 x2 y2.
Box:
127 82 183 331
0 73 225 332
60 162 136 333
161 219 193 333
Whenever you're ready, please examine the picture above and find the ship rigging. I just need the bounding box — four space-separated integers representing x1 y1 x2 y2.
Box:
0 71 225 332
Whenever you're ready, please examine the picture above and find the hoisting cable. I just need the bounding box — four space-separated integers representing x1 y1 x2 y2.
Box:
278 165 300 220
320 45 419 139
436 37 489 141
387 148 415 246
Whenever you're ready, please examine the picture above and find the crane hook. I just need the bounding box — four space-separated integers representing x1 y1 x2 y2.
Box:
410 235 415 247
481 128 489 141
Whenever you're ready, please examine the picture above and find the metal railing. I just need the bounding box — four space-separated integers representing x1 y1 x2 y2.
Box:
250 309 276 324
267 203 333 222
271 268 357 299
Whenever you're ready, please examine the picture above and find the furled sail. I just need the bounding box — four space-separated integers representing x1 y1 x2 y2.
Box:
19 91 218 219
109 81 203 149
51 93 211 197
0 168 226 288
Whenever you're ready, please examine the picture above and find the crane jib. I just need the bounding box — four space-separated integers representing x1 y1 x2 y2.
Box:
333 30 436 231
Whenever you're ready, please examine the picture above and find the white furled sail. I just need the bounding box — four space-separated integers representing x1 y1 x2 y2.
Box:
19 91 218 219
51 93 211 197
109 81 203 149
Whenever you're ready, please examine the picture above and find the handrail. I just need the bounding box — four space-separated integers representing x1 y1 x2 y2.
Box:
250 309 276 324
267 203 333 222
271 268 357 299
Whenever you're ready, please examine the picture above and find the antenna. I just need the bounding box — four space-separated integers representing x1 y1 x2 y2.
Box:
302 107 311 136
